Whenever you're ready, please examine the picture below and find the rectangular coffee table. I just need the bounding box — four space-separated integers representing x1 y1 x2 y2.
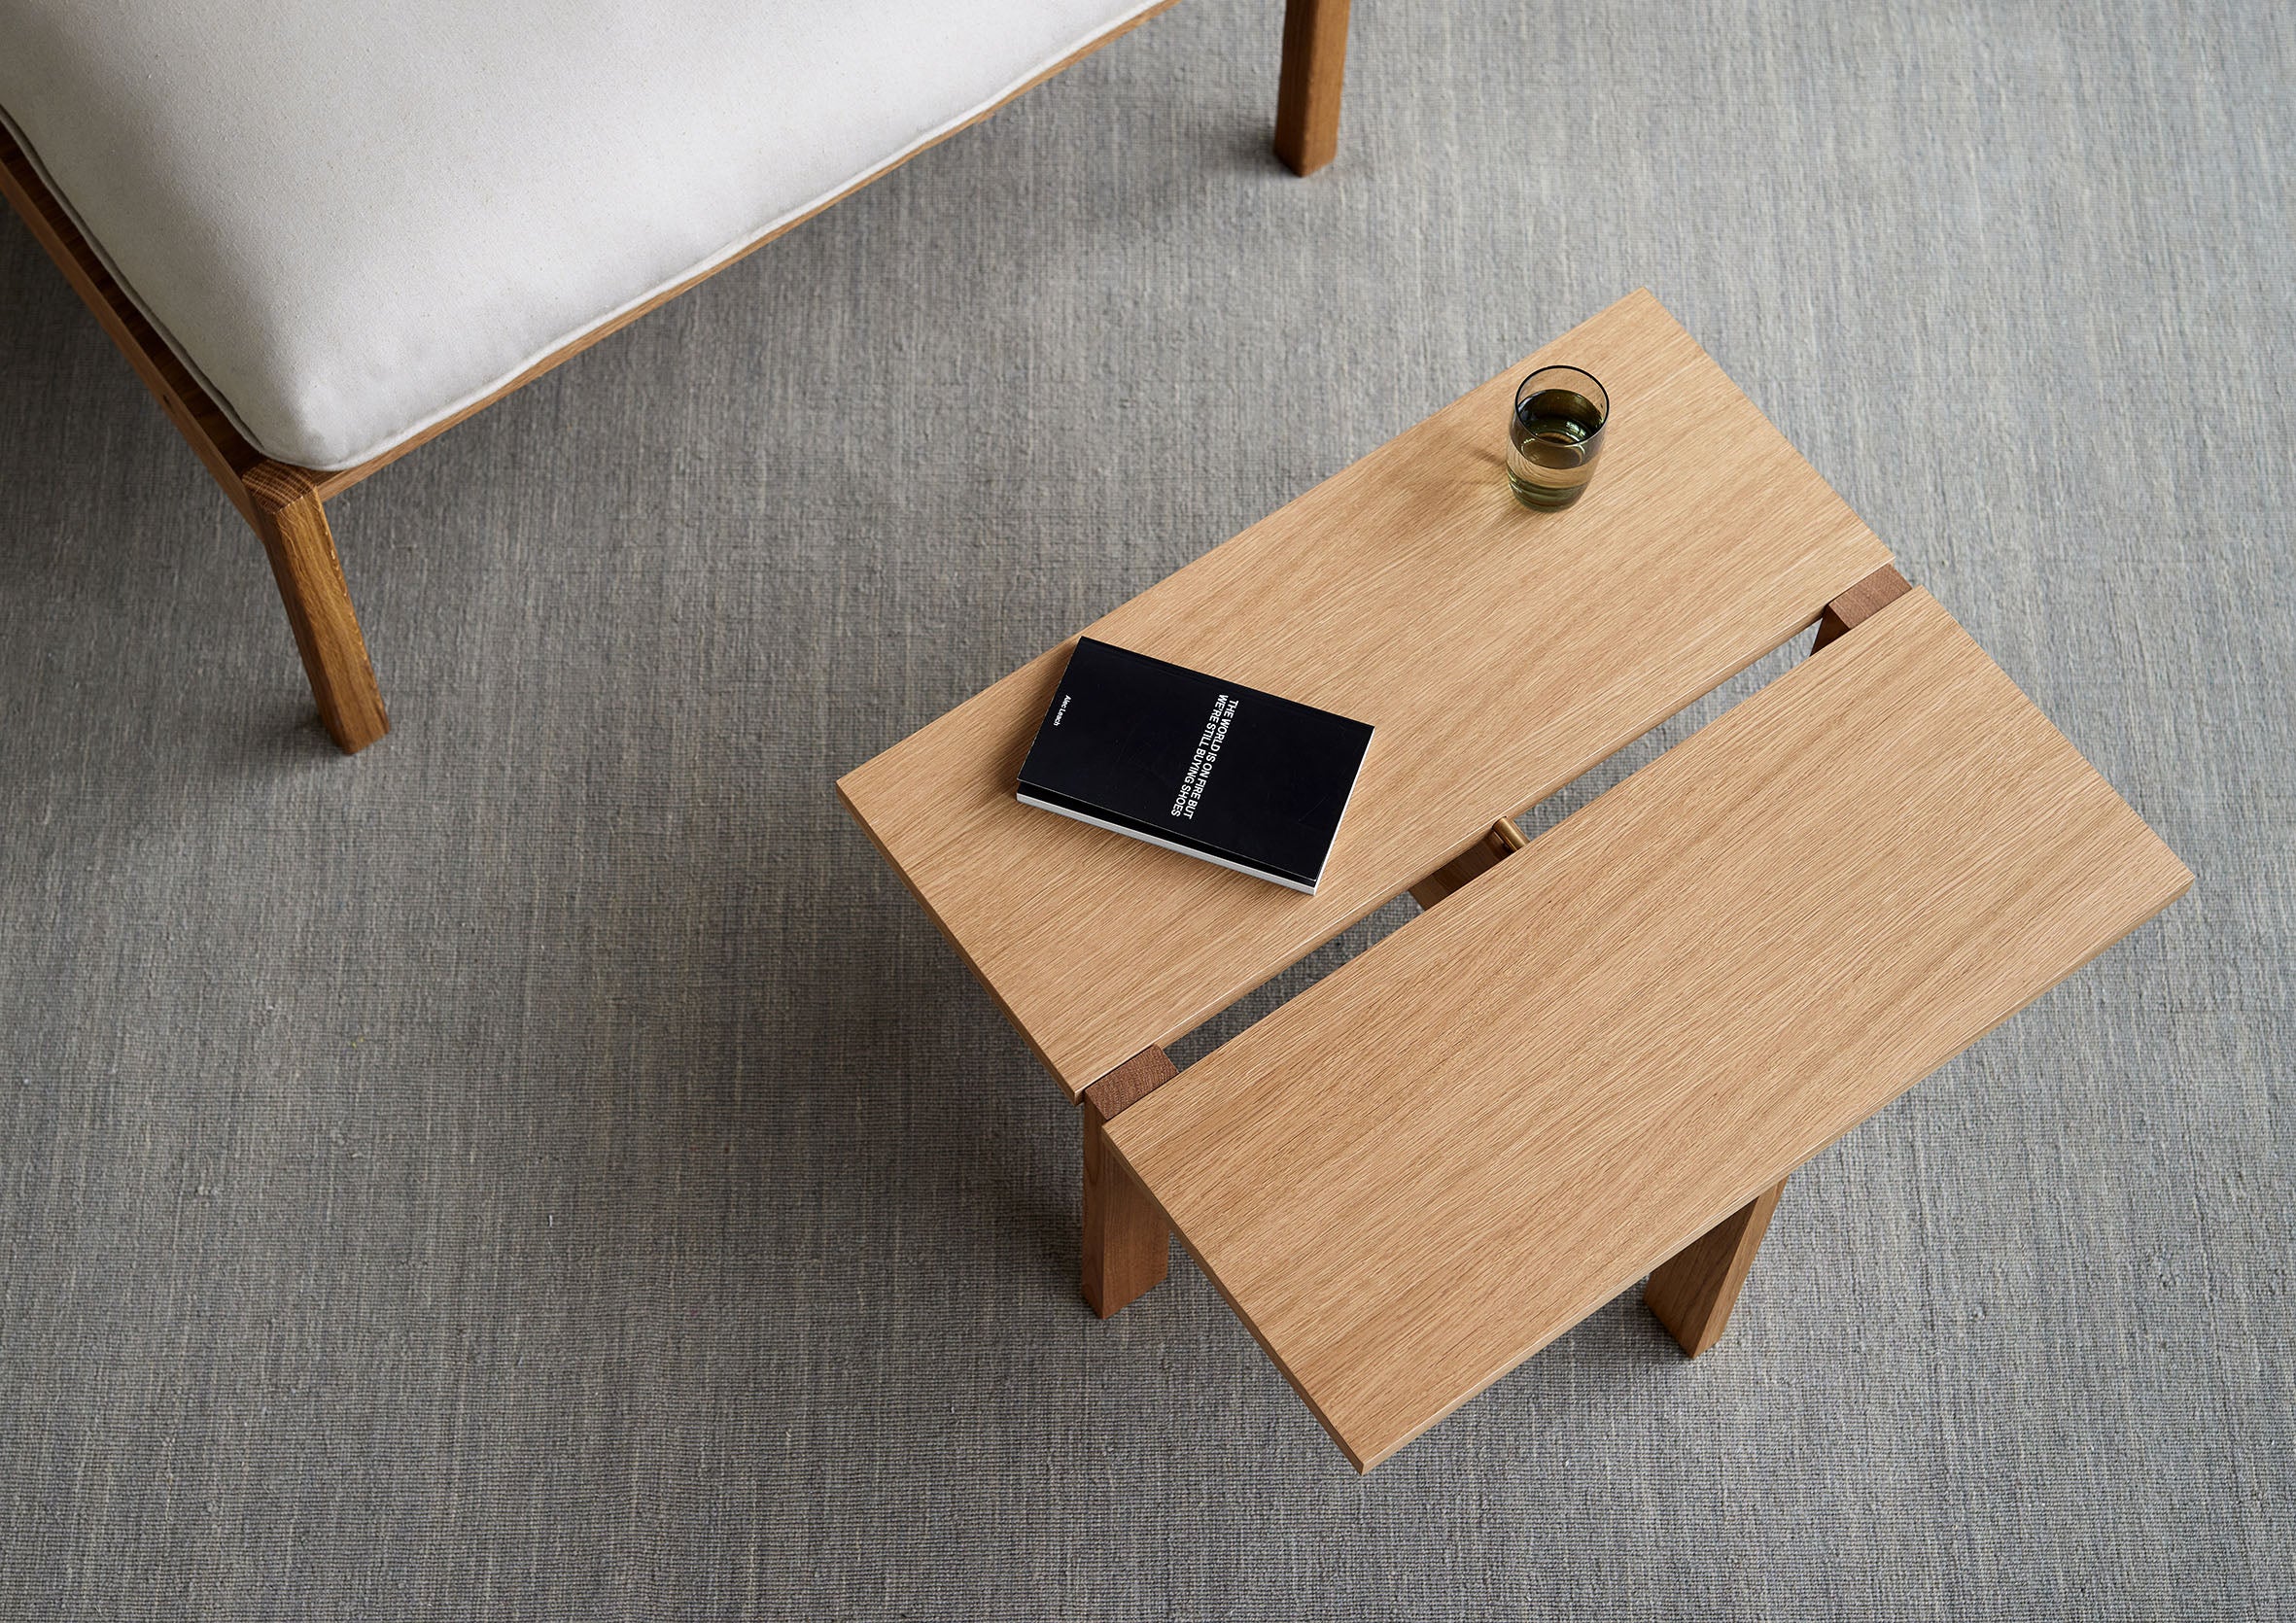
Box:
837 290 2187 1468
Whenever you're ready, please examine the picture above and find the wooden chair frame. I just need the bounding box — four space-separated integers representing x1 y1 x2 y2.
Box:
0 0 1350 753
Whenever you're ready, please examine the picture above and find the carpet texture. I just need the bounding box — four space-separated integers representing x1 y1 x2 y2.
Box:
1 0 2289 1615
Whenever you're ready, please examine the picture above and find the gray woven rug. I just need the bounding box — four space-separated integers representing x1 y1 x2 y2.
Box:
1 0 2288 1614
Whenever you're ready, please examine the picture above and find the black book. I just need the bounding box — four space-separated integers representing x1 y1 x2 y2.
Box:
1015 638 1374 894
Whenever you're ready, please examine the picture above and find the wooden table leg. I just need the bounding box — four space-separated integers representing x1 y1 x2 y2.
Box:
1079 1046 1177 1317
1645 1179 1786 1357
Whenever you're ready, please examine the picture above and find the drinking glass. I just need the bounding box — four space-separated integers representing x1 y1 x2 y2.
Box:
1507 366 1609 510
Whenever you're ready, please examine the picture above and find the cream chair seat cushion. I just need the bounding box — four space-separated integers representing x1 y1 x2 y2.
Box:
0 0 1163 469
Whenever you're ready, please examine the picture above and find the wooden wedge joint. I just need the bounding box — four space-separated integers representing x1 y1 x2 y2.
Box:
1811 564 1913 654
1409 817 1529 911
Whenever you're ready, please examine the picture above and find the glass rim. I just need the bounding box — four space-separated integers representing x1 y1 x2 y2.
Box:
1514 365 1610 425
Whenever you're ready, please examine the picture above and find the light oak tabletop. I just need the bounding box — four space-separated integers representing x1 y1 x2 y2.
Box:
1105 589 2193 1470
839 289 1894 1097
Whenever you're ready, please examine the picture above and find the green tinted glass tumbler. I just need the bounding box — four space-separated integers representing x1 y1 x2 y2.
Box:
1506 366 1609 510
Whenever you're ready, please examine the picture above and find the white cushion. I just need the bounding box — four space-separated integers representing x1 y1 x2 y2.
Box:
1 0 1165 470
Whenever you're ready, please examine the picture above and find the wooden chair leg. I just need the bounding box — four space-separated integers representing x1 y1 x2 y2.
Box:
1080 1047 1176 1317
241 463 390 753
1274 0 1351 177
1645 1179 1786 1357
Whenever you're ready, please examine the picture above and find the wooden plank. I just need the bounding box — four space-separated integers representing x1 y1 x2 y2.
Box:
1079 1047 1179 1316
1274 0 1351 177
839 290 1894 1097
1643 1178 1786 1357
1105 589 2190 1470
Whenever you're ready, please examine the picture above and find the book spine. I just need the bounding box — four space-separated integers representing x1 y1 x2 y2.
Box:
1014 793 1317 893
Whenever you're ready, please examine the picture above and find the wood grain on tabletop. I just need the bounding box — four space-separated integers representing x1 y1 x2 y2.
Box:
1106 590 2192 1469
